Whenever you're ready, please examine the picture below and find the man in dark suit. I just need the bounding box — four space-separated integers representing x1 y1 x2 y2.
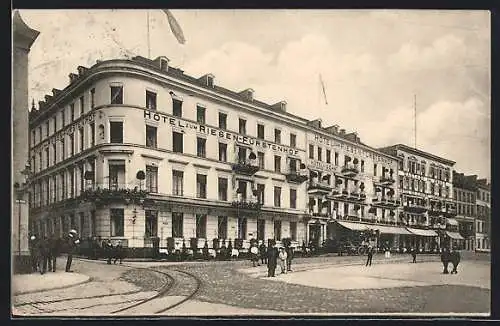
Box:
450 247 461 274
365 245 373 267
114 240 124 264
285 245 294 272
440 247 450 274
66 230 80 272
259 242 267 265
37 236 49 275
267 244 279 277
48 235 60 272
29 235 39 273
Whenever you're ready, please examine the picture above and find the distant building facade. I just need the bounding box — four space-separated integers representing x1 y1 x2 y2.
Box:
475 179 490 252
379 144 458 252
453 171 477 251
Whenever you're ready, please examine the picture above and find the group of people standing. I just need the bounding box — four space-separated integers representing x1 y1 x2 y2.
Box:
29 229 80 274
249 242 294 277
101 239 124 265
440 247 461 274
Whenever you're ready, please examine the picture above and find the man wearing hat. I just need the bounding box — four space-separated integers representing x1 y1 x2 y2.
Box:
365 245 374 267
66 229 80 272
29 235 39 273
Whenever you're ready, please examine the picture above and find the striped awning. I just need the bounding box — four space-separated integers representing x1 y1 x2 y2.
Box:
406 227 438 237
446 231 464 240
446 218 459 226
372 225 412 235
337 221 369 231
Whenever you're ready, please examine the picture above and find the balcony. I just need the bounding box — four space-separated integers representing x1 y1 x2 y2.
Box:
285 170 309 184
312 212 331 218
231 159 259 176
307 181 332 194
372 196 400 208
403 202 428 214
341 163 359 178
231 199 262 211
378 175 396 186
79 186 149 206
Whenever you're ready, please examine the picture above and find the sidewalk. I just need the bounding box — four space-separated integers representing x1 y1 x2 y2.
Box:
12 271 91 295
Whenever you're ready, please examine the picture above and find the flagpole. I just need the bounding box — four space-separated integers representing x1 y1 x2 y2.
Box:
414 94 417 149
147 10 151 59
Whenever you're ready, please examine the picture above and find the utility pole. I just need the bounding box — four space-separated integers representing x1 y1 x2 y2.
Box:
146 10 151 59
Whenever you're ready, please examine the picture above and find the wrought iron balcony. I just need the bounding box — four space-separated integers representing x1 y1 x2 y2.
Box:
307 181 332 194
373 196 400 208
231 200 262 211
312 212 330 218
231 159 260 176
341 164 359 177
379 176 396 185
79 187 149 206
285 170 309 184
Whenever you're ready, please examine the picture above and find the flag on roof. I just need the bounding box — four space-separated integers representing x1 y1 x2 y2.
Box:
319 74 328 105
162 9 186 44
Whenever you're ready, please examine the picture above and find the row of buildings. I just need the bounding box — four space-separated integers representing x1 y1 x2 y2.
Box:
25 54 491 254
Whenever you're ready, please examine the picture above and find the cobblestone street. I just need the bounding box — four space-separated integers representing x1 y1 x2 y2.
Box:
12 253 490 316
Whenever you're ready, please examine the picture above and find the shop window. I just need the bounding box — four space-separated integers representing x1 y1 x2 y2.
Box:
196 214 207 238
238 217 247 240
172 212 183 237
218 216 227 239
110 208 124 236
145 210 158 237
257 219 265 240
290 222 297 241
274 220 282 240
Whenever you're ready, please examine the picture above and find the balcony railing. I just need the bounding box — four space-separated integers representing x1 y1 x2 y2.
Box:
341 164 359 177
79 186 149 205
379 176 396 185
231 159 260 176
307 181 332 193
231 200 262 211
373 196 400 208
285 170 309 184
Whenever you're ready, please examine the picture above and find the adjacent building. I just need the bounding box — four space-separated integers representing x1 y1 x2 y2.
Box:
379 144 458 252
476 178 491 252
453 171 477 251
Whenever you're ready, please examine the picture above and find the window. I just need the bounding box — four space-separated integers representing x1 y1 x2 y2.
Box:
219 112 227 129
361 160 365 172
45 121 50 137
317 147 322 161
274 220 282 241
79 127 84 152
197 137 206 158
309 144 314 159
374 164 378 176
326 150 331 164
238 217 247 240
238 147 247 163
239 118 246 135
110 86 123 104
257 152 265 169
274 129 281 144
273 155 282 173
60 172 66 200
172 212 183 237
290 222 297 241
218 177 228 201
90 122 95 147
334 152 339 165
257 184 265 205
70 103 75 121
218 142 227 162
146 166 158 193
274 186 281 207
172 99 183 117
110 208 124 236
218 216 227 239
257 124 265 139
79 96 84 115
196 106 206 124
52 143 57 165
238 180 247 200
146 90 157 110
91 211 96 236
90 88 95 108
172 131 183 153
45 147 49 168
110 121 123 143
61 110 66 127
108 163 124 190
257 219 265 240
196 174 207 199
172 170 183 196
144 125 157 148
289 158 298 172
196 214 207 238
290 133 296 148
145 210 158 237
53 116 57 132
290 189 297 209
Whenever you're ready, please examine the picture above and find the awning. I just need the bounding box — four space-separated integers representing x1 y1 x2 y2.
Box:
446 231 464 240
371 225 412 235
446 218 459 226
337 221 369 231
406 227 438 237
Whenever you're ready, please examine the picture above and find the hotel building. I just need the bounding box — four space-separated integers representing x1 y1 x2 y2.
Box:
379 144 459 251
452 171 477 251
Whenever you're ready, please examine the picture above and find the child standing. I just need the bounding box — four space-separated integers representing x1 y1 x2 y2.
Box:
278 247 288 274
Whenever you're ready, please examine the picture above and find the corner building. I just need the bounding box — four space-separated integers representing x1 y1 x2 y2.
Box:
475 179 490 252
28 56 311 252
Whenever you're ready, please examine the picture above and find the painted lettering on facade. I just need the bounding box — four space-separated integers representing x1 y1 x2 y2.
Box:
310 134 394 165
145 110 300 156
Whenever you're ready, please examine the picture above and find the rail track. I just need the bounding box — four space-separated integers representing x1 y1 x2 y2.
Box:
13 260 203 315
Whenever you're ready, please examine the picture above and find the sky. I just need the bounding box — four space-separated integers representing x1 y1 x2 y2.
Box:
18 9 491 180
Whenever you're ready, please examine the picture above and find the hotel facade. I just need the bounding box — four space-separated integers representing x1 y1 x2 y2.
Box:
27 55 469 254
452 171 477 251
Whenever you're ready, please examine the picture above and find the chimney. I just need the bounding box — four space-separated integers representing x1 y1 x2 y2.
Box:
77 66 88 76
239 88 254 101
69 73 78 83
271 101 287 112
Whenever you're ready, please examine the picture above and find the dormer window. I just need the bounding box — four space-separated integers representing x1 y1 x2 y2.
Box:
160 58 169 71
207 75 214 88
280 101 286 111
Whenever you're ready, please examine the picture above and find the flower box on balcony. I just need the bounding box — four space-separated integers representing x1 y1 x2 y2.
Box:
286 172 308 184
231 162 259 176
231 201 262 210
